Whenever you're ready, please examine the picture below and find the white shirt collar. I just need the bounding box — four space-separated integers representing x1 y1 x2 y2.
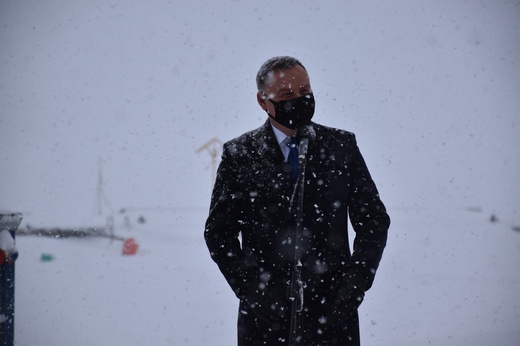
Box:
270 123 294 160
270 123 290 146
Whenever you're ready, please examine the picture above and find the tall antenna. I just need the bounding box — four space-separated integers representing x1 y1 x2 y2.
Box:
95 156 114 215
196 138 223 188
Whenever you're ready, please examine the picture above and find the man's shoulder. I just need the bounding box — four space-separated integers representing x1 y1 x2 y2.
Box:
222 121 271 152
312 122 356 143
221 121 357 150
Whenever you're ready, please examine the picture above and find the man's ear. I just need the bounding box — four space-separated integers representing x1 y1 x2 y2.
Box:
257 91 268 111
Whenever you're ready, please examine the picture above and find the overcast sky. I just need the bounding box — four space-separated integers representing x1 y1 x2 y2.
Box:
1 0 519 227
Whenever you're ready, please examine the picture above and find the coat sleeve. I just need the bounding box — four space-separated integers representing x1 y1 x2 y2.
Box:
347 135 390 290
204 143 257 298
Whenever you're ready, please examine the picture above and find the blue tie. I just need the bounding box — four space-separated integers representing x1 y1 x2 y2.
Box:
286 137 299 182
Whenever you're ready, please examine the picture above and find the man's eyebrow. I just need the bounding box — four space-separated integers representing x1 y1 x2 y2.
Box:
277 84 311 92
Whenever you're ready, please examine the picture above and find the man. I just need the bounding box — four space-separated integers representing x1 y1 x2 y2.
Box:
204 56 390 345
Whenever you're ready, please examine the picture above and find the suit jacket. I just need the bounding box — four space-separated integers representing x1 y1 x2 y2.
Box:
204 120 390 344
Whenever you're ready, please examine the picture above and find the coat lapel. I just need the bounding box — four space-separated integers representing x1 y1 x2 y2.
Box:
249 120 293 191
255 120 285 163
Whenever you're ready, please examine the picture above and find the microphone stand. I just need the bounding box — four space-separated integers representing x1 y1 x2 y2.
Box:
288 133 310 345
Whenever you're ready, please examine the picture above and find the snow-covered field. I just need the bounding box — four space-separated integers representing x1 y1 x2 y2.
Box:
14 207 520 346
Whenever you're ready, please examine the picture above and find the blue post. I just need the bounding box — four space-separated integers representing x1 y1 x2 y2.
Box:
0 212 22 346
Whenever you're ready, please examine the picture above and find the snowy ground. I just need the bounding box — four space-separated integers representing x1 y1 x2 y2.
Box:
13 207 520 346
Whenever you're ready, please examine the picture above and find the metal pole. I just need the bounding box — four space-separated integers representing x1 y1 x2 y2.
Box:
288 137 309 345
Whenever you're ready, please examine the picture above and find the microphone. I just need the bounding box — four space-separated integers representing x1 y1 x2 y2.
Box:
296 124 316 142
296 124 314 163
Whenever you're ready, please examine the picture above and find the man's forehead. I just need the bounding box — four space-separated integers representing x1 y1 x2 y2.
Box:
265 68 310 89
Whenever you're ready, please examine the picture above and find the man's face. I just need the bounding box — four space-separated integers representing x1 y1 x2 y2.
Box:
257 65 313 120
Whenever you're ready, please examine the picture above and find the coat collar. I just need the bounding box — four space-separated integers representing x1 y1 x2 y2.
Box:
254 120 286 163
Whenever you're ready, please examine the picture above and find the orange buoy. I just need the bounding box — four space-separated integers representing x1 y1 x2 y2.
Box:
122 237 138 256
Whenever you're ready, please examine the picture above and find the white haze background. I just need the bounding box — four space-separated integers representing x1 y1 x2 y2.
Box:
1 1 519 345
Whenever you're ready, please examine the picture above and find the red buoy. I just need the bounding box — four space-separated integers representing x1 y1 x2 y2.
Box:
122 237 138 256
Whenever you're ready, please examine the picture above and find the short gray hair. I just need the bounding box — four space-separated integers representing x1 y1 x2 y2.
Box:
256 56 307 91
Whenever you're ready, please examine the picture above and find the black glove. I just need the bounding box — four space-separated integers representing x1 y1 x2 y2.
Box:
241 280 287 324
329 271 367 317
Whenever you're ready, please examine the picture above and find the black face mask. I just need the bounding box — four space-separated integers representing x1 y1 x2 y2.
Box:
267 93 315 130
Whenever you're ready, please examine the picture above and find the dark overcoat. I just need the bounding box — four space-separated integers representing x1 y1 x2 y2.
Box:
204 120 390 345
